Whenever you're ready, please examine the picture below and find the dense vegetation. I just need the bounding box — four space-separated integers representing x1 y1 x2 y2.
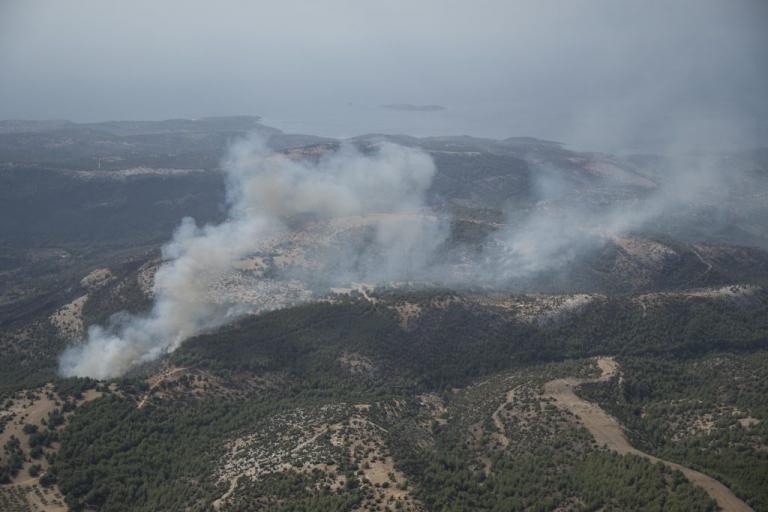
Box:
580 351 768 510
49 361 722 512
174 290 768 389
41 289 768 511
378 360 716 512
54 395 267 511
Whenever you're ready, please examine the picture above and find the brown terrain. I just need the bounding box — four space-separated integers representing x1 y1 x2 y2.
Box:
212 401 423 512
0 385 103 512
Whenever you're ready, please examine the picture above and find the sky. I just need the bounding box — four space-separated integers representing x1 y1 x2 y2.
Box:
1 0 766 151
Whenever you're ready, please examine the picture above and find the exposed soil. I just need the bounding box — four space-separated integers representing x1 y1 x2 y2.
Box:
79 268 115 291
490 386 519 448
338 352 376 377
212 403 422 511
48 295 87 340
392 302 422 331
136 366 188 408
0 385 102 511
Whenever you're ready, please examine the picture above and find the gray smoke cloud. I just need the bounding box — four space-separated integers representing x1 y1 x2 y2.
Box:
488 143 763 282
59 137 445 378
58 129 766 378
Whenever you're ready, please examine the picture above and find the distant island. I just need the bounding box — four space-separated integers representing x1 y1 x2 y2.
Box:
379 103 446 112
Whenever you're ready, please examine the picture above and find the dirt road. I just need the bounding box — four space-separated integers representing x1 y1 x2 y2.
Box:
544 357 752 512
137 366 188 408
491 386 518 448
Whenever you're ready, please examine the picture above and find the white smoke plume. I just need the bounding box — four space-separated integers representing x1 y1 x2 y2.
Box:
58 131 764 378
489 147 748 282
59 137 445 378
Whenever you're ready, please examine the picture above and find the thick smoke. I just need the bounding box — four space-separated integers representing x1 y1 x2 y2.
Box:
59 137 445 378
58 131 764 378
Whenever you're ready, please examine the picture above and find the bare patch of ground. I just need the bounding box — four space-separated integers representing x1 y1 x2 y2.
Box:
578 159 658 189
329 282 378 304
137 365 278 408
213 405 348 509
469 293 602 325
338 351 377 377
739 417 760 429
49 268 115 340
49 295 87 340
205 273 313 312
416 393 447 428
509 294 598 324
213 402 422 511
79 267 114 291
69 167 207 180
232 255 267 272
391 302 422 331
490 386 519 448
680 284 759 299
0 484 67 512
636 284 759 306
332 410 422 512
613 236 676 267
137 259 161 298
668 408 718 442
137 366 188 408
667 404 763 442
1 385 103 511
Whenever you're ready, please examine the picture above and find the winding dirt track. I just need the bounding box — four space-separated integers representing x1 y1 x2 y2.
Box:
544 358 753 512
491 386 518 448
137 366 188 408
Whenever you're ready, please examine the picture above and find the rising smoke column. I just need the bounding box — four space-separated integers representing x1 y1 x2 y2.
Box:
58 137 443 378
58 132 747 378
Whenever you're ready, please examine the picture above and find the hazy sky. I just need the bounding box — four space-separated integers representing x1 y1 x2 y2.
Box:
1 0 766 151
